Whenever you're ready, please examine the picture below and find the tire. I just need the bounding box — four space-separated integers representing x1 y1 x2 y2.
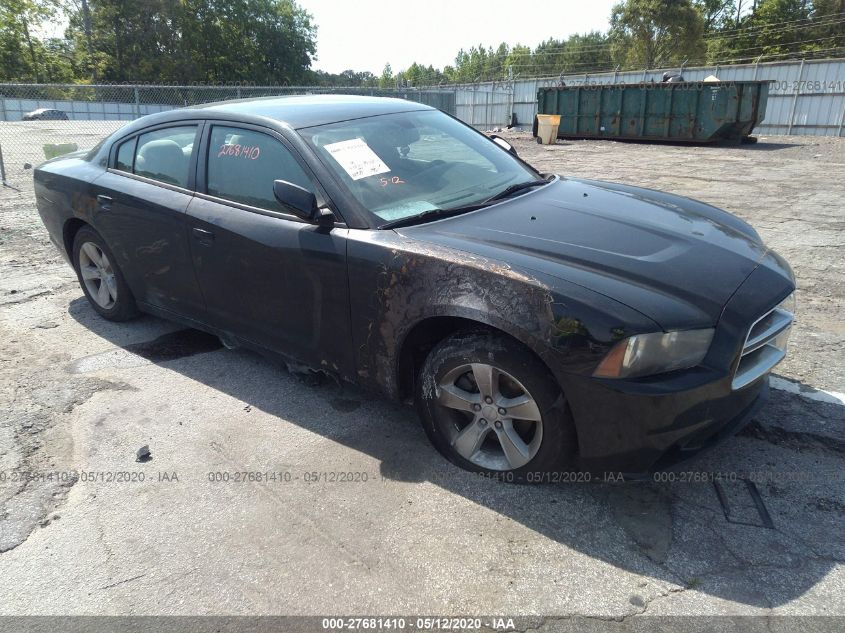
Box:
72 226 139 321
416 331 577 482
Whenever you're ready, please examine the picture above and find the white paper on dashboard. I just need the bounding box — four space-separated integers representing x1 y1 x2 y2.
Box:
324 138 390 180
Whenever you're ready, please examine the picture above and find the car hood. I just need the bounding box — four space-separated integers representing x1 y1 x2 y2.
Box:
397 177 771 330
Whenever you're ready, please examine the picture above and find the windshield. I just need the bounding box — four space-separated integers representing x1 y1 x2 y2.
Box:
299 110 539 225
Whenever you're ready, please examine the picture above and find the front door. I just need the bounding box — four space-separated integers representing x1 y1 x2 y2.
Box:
186 123 354 378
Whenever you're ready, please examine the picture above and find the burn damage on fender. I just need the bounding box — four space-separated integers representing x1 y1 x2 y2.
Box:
346 230 655 400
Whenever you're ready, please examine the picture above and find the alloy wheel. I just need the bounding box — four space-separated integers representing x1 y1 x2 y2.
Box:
436 363 543 471
78 241 117 310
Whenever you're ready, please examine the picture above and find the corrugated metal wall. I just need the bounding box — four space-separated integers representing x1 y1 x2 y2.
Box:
0 98 172 120
0 86 456 121
453 58 845 136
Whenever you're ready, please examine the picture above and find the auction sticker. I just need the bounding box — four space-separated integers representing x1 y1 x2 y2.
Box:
324 138 390 180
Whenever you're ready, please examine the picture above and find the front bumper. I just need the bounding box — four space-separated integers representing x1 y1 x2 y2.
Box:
650 378 767 473
562 369 768 475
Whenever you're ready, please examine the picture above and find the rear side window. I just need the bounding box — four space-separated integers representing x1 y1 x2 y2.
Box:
206 126 312 212
133 126 197 188
115 138 136 173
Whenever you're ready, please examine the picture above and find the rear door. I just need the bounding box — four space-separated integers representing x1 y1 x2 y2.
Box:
186 122 354 378
94 122 206 321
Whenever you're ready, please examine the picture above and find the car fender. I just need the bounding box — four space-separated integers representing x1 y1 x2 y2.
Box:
347 230 659 400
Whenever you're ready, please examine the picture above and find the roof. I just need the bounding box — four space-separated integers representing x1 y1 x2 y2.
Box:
190 94 433 129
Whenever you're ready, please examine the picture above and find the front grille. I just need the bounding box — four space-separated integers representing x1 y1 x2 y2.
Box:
732 302 793 390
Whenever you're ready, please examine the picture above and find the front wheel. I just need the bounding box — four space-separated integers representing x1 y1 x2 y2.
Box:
416 331 577 482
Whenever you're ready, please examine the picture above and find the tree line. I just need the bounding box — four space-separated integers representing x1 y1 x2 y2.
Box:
1 0 844 86
382 0 845 87
1 0 317 84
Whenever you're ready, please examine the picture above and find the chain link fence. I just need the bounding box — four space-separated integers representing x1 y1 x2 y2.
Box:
0 83 457 192
5 57 843 194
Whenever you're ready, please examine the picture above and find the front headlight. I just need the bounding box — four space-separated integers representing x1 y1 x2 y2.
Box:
593 329 715 379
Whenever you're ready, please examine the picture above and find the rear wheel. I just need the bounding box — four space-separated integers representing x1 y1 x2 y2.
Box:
416 331 577 482
72 226 139 321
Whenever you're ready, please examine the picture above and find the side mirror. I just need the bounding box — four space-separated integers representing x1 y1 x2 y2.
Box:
490 134 517 156
273 180 326 223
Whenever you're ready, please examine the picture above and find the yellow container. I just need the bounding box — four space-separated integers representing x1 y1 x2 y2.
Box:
536 114 561 145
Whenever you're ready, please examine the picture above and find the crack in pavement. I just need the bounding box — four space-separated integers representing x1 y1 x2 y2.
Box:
740 421 845 457
99 573 147 590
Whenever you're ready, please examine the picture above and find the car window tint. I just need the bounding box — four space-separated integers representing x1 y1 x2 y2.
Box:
207 126 312 212
116 138 135 173
134 126 197 188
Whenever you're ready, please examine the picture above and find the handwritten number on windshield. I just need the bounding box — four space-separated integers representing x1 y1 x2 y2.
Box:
380 176 405 187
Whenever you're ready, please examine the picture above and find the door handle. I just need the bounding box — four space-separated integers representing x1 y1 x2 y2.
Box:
192 227 215 245
96 194 113 210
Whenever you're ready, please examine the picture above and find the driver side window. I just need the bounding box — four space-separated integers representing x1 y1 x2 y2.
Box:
206 126 312 212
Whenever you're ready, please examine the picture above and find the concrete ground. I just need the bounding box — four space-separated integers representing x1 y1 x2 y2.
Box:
0 124 844 625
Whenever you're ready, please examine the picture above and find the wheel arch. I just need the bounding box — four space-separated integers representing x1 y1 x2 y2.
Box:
395 313 561 404
63 217 89 262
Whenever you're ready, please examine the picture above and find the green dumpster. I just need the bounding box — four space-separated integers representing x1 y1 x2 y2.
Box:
535 80 770 143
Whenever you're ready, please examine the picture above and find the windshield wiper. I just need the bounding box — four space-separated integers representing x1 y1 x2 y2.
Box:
484 177 550 203
379 204 487 230
379 177 553 230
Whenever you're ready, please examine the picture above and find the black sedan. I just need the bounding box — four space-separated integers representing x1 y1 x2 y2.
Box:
23 108 69 121
34 95 794 479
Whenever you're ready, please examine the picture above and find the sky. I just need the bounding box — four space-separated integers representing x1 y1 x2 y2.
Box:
296 0 618 75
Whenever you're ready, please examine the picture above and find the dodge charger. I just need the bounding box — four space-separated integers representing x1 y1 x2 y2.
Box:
33 95 795 479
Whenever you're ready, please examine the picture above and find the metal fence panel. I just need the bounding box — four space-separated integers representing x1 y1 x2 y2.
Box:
0 84 457 122
453 84 514 130
2 97 173 120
